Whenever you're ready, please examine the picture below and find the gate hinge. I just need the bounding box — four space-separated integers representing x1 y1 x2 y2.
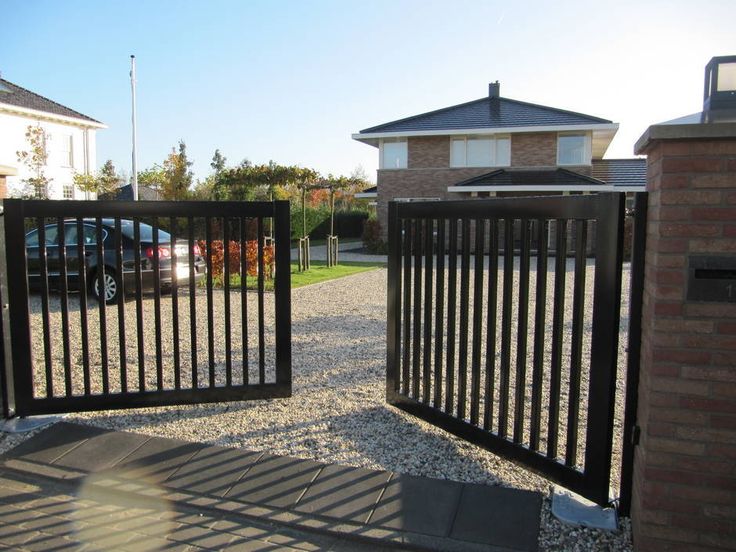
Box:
631 425 641 446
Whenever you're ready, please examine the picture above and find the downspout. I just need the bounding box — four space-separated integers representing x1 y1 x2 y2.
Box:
83 128 90 200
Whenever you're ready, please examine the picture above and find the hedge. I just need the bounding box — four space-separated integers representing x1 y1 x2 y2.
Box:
290 208 369 240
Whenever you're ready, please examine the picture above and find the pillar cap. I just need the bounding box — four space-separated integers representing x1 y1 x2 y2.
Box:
635 111 736 155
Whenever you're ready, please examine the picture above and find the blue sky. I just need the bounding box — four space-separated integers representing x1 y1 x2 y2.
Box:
3 0 735 184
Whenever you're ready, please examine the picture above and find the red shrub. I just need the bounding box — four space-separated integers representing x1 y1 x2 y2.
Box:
198 239 275 279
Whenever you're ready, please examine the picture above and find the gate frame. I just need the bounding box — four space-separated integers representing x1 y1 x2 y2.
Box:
0 199 291 418
386 193 628 506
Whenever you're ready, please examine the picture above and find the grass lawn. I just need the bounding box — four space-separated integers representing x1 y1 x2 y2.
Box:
290 237 362 248
210 260 385 291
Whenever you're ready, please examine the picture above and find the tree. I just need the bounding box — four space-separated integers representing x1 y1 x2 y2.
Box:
210 149 227 174
72 160 122 197
16 124 51 198
99 160 122 192
161 140 193 200
137 165 166 190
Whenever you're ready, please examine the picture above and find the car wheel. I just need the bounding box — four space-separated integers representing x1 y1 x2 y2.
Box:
91 267 119 304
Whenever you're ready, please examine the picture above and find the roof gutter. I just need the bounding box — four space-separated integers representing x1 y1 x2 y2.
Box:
0 103 107 129
352 123 618 143
448 183 644 193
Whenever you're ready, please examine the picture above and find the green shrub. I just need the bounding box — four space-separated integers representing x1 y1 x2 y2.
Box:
290 208 369 240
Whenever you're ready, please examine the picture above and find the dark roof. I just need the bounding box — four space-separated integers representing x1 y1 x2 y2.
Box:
0 78 102 124
98 184 161 201
357 186 377 194
360 96 612 134
454 168 605 187
591 158 647 188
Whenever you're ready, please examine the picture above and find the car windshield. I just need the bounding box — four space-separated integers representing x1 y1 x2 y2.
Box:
118 220 171 243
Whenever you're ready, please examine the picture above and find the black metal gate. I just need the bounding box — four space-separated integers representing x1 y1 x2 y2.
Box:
0 199 291 418
386 193 632 506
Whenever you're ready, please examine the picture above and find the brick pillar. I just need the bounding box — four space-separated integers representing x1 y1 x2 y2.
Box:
0 176 6 199
632 124 736 550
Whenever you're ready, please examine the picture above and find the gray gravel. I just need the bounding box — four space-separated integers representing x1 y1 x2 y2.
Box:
6 263 633 551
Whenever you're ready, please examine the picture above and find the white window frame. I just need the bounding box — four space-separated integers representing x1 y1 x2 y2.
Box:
62 184 74 199
450 135 510 168
379 138 408 169
59 134 74 168
557 133 591 166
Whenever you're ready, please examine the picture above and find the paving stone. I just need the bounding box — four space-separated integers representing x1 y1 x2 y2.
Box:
1 422 106 464
112 436 205 483
20 533 81 551
225 537 284 551
53 430 149 472
368 473 463 537
166 523 238 548
164 446 264 497
449 483 542 551
294 464 391 523
225 454 324 509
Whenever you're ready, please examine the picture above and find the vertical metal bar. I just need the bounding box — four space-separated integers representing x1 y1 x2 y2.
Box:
240 217 248 385
422 218 433 404
483 220 499 431
76 218 90 395
445 218 458 414
583 193 625 506
529 220 549 450
37 221 53 397
257 217 266 384
152 218 163 391
188 218 197 388
134 219 145 392
222 217 233 387
513 219 531 443
619 192 648 517
433 218 445 409
470 219 485 426
565 219 588 466
224 217 232 386
170 217 180 390
114 218 127 393
547 219 568 459
401 218 411 395
498 218 514 438
1 200 33 417
273 202 292 391
58 219 72 396
457 218 471 420
386 201 401 403
205 217 215 387
95 218 108 395
411 219 421 400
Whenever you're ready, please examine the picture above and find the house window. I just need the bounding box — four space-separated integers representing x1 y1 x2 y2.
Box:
557 134 589 165
380 138 407 169
450 135 510 167
62 184 74 199
59 134 74 168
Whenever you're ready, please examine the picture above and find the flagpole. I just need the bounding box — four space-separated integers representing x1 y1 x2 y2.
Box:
130 55 138 201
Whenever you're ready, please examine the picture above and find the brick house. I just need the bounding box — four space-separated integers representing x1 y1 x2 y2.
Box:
352 83 645 236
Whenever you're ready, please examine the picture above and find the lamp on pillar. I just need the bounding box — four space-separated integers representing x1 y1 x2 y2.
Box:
703 55 736 121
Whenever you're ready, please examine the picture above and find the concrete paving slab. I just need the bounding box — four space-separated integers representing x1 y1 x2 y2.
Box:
164 446 264 497
368 474 463 537
225 454 324 510
53 429 149 472
4 422 106 464
450 484 542 551
294 464 391 524
113 436 205 483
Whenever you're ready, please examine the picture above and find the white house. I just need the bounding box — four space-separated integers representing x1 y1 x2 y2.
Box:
0 78 106 199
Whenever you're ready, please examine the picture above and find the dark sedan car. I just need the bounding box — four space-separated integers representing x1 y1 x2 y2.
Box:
25 219 207 304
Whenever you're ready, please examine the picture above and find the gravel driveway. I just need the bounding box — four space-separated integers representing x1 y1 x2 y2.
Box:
6 264 633 551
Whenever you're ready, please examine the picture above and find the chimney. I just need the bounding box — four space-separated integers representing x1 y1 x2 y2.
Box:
489 81 500 99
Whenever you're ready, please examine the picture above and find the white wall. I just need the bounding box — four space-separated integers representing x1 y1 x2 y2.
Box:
0 111 98 199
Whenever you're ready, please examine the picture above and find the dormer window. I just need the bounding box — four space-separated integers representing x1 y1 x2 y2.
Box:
380 138 407 169
450 135 510 168
557 133 590 166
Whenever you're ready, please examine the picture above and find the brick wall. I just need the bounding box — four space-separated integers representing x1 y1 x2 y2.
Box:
632 137 736 551
408 136 449 168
